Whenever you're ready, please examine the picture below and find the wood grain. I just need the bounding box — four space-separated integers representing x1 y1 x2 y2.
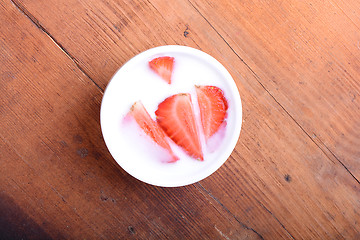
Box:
1 0 360 239
0 1 264 239
189 0 360 179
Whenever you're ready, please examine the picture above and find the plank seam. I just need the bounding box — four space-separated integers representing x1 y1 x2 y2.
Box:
10 0 104 92
253 198 295 240
196 183 265 240
314 134 360 184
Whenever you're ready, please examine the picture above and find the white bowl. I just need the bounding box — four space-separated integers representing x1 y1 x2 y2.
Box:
100 45 242 187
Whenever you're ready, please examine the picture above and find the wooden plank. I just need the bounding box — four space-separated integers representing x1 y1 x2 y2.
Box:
4 0 360 238
1 136 262 239
0 138 97 239
0 1 264 239
188 0 360 179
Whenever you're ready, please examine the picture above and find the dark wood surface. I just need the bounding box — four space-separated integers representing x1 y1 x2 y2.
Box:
1 0 359 239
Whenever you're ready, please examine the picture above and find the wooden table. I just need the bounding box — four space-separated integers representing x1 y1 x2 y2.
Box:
1 0 359 239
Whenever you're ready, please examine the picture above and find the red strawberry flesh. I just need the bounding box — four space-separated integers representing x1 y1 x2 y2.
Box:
196 85 228 140
127 101 179 163
155 93 204 161
149 56 174 84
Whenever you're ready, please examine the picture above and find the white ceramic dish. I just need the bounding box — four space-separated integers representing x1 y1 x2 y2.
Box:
100 45 242 187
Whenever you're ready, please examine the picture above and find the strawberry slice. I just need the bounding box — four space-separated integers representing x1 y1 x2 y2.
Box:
196 85 228 140
127 101 179 163
155 94 203 161
149 56 174 84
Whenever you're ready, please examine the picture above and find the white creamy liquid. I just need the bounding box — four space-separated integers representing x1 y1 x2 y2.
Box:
101 47 241 187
